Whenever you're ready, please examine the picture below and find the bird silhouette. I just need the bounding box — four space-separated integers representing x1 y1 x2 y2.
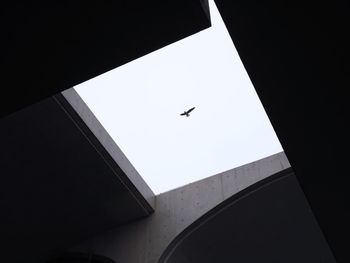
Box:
180 107 195 117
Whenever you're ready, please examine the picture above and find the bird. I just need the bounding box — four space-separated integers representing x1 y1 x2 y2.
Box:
180 107 195 117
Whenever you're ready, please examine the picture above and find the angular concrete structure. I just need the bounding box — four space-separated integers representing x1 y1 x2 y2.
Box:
1 0 348 261
0 83 337 263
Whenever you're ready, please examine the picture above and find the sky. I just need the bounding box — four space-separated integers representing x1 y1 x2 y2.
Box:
74 0 283 194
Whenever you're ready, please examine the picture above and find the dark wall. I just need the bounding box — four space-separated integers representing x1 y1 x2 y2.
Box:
214 1 349 261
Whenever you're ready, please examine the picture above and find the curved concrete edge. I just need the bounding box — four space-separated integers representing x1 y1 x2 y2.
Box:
59 88 155 211
69 152 290 263
158 167 336 263
158 168 294 263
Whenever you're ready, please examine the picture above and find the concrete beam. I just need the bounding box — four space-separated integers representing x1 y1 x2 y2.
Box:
60 88 155 210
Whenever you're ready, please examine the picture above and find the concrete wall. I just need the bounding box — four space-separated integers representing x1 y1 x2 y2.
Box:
70 152 290 263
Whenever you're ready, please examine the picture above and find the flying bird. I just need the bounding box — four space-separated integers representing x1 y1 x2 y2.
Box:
180 107 195 117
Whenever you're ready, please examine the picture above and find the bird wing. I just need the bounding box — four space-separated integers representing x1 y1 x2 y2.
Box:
187 107 195 113
180 112 186 116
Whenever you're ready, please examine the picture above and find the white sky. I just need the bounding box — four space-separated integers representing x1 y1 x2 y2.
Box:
74 0 283 194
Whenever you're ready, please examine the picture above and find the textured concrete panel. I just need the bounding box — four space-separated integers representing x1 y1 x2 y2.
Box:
159 169 336 263
70 152 290 263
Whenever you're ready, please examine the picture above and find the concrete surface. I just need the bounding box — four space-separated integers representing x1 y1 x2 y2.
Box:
62 88 155 209
70 152 290 263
